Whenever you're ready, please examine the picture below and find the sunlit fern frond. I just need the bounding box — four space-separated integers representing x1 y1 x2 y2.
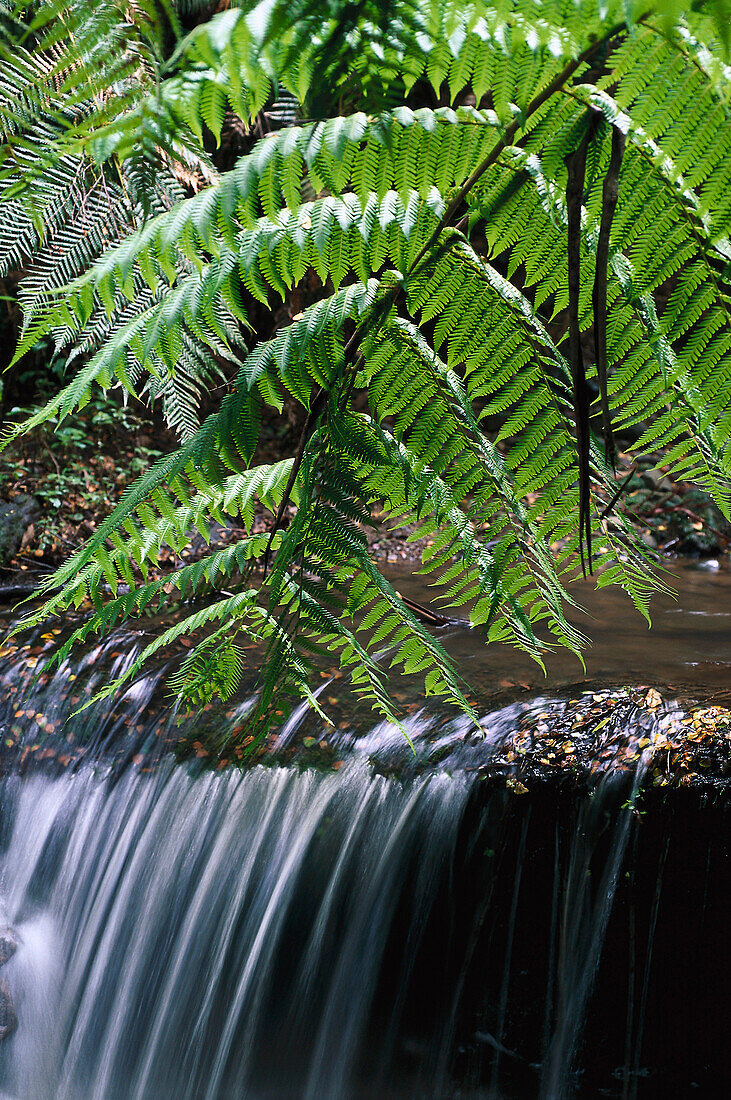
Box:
3 0 730 735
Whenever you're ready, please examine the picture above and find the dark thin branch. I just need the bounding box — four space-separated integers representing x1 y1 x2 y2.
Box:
593 124 625 470
261 323 365 576
600 464 636 521
0 582 47 600
396 592 469 628
565 116 598 577
261 388 323 577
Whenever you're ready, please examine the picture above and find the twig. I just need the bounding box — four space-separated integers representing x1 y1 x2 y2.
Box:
670 505 729 545
43 441 61 475
397 592 469 628
600 464 636 521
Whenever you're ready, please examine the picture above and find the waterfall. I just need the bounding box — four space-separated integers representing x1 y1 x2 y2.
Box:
0 761 472 1099
0 759 649 1099
0 626 726 1098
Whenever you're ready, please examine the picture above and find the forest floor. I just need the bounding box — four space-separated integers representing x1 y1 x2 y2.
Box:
0 393 728 588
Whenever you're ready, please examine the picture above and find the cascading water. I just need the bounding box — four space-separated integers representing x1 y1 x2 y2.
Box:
0 759 472 1100
0 615 727 1099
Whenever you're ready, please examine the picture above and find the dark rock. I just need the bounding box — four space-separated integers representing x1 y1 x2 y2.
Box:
0 494 41 566
0 930 17 967
641 470 674 494
0 978 17 1040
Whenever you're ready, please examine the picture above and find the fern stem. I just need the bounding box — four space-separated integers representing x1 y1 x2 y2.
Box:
261 319 367 575
408 16 636 281
593 125 625 470
261 390 324 576
566 115 598 577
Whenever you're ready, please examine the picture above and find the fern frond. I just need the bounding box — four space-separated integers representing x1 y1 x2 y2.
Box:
3 0 729 734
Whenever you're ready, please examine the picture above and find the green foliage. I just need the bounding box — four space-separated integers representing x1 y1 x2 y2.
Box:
1 0 730 739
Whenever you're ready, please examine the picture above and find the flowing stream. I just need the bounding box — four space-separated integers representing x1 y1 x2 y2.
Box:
0 562 727 1099
0 750 647 1099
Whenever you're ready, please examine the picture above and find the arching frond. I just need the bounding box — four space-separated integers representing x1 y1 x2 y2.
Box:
3 0 729 737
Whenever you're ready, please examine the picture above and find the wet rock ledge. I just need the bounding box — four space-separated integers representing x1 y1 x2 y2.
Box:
0 928 18 1040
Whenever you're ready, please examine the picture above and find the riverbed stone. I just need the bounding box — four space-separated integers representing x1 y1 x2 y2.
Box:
0 495 41 566
0 978 17 1040
0 930 17 967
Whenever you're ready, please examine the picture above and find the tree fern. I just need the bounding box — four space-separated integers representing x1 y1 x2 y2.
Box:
2 0 730 741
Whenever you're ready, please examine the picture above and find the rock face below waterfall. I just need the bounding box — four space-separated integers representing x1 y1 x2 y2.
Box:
0 929 18 1040
0 979 17 1040
0 930 17 968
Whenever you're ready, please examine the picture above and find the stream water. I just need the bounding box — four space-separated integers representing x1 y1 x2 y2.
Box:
0 563 727 1099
